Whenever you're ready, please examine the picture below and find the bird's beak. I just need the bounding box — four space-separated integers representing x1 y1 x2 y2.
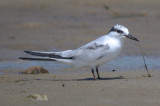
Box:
124 34 140 42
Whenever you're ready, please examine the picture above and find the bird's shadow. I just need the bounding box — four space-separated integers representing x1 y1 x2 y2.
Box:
51 76 125 81
15 76 125 82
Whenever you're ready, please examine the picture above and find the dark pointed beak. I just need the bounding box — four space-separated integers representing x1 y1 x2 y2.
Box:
124 34 140 42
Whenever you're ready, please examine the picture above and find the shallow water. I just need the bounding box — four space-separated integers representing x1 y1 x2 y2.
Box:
0 56 159 74
106 56 159 71
1 0 160 75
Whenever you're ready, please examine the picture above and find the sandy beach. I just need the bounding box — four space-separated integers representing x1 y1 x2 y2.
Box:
1 0 160 105
1 71 160 106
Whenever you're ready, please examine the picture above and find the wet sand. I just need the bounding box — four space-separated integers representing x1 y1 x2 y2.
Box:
1 0 160 105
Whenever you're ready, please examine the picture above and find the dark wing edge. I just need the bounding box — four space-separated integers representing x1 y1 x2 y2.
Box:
19 57 56 61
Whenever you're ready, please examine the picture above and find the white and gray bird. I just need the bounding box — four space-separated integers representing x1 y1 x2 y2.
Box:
19 24 139 79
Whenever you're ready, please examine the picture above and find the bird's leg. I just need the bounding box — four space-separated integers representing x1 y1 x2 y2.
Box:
96 66 101 79
91 68 96 80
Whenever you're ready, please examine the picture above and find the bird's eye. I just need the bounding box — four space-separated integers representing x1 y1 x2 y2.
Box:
117 30 123 34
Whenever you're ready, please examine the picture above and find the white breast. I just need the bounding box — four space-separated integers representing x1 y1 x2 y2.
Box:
94 37 123 66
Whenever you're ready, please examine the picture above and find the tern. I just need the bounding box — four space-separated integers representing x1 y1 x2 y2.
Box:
19 24 139 79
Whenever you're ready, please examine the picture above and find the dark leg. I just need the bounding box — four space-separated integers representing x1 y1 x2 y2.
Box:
96 67 101 79
91 68 96 80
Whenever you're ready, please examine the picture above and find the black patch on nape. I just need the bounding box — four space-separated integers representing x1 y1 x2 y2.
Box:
109 27 116 33
109 27 123 34
86 43 104 50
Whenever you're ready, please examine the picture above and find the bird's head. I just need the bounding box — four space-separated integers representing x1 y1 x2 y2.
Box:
108 24 140 42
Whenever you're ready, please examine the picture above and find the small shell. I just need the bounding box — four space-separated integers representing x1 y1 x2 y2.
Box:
27 94 48 101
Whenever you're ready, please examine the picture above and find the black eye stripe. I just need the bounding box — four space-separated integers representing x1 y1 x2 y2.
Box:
117 30 123 34
109 27 123 34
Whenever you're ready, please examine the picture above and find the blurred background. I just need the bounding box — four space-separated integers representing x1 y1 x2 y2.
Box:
0 0 160 73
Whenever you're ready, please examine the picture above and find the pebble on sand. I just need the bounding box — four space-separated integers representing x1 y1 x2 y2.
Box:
27 93 48 101
22 66 49 74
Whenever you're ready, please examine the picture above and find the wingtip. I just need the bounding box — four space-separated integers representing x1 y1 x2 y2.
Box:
19 57 26 60
24 51 30 54
19 57 36 60
19 57 24 60
18 57 57 61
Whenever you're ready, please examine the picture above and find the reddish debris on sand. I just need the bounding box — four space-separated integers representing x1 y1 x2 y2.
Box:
22 66 49 74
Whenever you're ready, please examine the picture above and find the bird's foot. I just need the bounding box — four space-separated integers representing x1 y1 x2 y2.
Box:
97 77 101 80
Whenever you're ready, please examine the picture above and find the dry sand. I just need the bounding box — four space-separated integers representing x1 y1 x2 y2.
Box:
1 71 160 106
1 0 160 106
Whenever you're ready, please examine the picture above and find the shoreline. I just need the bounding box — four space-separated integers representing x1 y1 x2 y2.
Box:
0 55 159 75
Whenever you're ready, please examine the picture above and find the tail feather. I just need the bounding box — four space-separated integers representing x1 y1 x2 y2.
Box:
24 51 55 57
19 57 56 61
24 51 74 59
